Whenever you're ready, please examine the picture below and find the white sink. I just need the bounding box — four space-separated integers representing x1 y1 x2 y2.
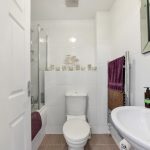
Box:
111 106 150 150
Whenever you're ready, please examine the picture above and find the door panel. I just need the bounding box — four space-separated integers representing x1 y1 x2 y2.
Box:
10 17 26 92
15 0 25 12
9 0 25 26
9 0 27 138
10 113 26 150
0 0 31 149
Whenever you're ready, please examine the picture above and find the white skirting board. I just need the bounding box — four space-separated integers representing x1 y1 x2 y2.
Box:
32 106 47 150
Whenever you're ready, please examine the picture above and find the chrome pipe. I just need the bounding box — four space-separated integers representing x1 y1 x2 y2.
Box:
125 51 130 106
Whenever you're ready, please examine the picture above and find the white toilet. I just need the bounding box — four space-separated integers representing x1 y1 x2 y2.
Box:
63 91 90 150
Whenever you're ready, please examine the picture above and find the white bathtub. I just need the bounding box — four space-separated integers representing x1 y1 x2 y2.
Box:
32 106 47 150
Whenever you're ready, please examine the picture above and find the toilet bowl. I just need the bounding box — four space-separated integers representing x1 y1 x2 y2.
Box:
63 118 90 150
63 91 90 150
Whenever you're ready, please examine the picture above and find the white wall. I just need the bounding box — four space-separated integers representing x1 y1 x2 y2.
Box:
95 12 112 133
110 0 150 106
44 12 114 134
43 17 111 134
32 20 96 66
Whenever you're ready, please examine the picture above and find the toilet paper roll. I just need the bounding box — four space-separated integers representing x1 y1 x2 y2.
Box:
120 139 131 150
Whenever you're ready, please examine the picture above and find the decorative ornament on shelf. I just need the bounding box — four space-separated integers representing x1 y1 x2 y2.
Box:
56 66 60 71
64 55 79 65
81 66 86 71
88 64 92 71
62 65 67 71
76 65 80 71
47 54 97 72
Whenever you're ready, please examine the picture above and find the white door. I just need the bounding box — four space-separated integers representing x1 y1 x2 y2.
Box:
0 0 31 150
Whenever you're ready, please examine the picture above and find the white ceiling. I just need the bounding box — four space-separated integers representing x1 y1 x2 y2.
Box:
31 0 115 20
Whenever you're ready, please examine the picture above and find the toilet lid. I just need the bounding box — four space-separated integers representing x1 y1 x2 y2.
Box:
63 119 90 142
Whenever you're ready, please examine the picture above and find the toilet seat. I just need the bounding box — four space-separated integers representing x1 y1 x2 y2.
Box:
63 119 90 142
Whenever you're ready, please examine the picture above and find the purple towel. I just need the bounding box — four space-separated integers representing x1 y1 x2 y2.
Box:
31 112 42 140
108 56 125 91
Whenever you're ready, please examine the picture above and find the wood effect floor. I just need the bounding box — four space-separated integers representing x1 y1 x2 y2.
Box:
38 134 119 150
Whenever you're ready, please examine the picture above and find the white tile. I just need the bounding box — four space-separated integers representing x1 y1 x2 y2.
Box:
33 20 96 65
87 85 97 108
46 105 66 126
45 70 99 131
87 108 97 126
45 85 66 106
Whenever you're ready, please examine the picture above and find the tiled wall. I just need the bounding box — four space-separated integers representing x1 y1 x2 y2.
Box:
32 19 96 66
42 15 111 134
45 71 100 134
95 12 112 134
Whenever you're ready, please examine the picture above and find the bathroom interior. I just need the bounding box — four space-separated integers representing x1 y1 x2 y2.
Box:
30 0 150 150
1 0 150 150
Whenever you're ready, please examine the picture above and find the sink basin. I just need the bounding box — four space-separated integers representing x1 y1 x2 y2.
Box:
111 106 150 150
